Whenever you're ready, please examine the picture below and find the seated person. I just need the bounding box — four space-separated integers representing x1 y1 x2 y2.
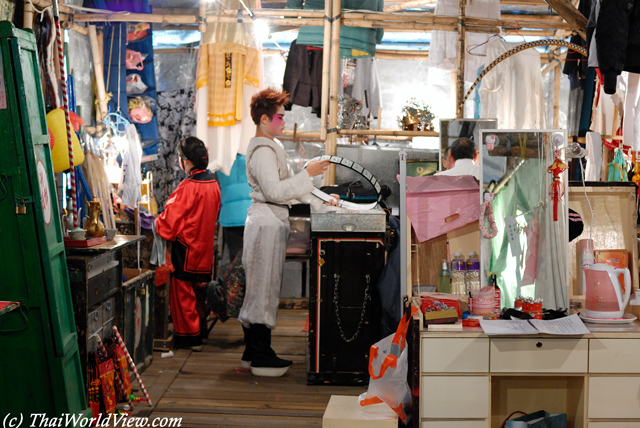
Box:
435 137 479 180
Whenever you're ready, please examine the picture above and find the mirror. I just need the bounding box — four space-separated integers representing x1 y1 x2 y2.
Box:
435 119 497 286
479 129 569 310
440 118 498 172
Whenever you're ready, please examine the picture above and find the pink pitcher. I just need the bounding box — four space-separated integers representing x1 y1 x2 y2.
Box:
584 263 631 319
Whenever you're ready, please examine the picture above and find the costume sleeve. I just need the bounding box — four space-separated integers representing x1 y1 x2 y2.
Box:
155 182 190 241
250 146 314 203
596 0 631 94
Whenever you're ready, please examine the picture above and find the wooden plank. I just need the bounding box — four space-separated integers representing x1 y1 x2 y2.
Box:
128 309 366 427
546 0 587 40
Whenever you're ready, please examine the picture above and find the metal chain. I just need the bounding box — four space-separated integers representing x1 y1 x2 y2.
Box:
333 273 371 343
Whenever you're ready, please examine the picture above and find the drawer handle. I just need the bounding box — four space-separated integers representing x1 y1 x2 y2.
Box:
94 312 99 321
105 301 111 311
536 342 543 348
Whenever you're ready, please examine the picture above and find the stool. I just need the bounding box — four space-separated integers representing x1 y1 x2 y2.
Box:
322 395 398 428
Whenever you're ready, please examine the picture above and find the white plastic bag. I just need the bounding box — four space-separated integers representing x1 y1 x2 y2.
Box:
126 73 148 95
359 306 418 425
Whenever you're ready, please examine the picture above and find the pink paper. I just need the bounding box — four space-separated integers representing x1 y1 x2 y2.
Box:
405 175 481 242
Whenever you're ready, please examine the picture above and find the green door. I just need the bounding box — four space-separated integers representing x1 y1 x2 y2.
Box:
0 22 88 416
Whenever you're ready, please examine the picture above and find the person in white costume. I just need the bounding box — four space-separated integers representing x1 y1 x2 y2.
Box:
435 138 480 181
238 88 339 377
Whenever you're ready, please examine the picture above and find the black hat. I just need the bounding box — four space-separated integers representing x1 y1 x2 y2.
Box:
568 209 584 242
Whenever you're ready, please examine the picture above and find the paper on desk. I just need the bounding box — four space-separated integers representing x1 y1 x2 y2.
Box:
528 314 591 335
479 319 539 335
480 314 591 336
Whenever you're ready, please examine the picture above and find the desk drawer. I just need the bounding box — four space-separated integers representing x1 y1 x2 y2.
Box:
490 338 588 373
87 267 119 307
589 339 640 373
588 423 640 428
421 376 489 418
422 421 488 428
421 338 489 373
588 377 640 419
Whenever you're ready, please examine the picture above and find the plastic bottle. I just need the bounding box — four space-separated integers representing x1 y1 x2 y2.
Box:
465 252 481 295
438 259 451 293
450 252 466 295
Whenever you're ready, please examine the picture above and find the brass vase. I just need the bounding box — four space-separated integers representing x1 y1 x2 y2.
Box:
85 198 105 238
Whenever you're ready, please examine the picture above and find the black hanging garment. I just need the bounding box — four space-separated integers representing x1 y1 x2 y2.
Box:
282 40 324 117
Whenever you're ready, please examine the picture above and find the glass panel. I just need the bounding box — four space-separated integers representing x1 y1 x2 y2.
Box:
479 129 569 310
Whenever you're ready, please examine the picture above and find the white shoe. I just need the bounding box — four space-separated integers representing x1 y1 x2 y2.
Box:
240 360 251 370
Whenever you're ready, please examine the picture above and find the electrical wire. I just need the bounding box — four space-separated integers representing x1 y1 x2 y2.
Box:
578 155 594 241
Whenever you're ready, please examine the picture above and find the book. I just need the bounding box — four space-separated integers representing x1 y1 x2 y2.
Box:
479 314 591 336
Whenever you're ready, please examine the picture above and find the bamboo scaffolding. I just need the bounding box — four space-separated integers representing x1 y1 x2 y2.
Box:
553 65 560 128
282 129 438 138
23 1 34 29
66 8 565 33
199 0 206 33
384 0 436 12
62 21 89 35
88 25 108 122
455 0 465 118
325 0 341 186
320 0 332 141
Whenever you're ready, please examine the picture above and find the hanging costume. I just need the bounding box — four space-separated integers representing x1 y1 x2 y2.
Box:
195 0 263 175
479 38 547 129
282 40 324 116
155 168 221 348
238 137 323 329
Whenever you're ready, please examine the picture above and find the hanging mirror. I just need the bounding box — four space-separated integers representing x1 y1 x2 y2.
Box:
479 129 569 310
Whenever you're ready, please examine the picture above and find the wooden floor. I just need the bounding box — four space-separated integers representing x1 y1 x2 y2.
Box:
129 310 366 427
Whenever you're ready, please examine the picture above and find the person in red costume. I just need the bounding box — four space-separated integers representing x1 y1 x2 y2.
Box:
155 136 221 351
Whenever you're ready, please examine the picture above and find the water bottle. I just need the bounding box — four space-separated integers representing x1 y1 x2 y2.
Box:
438 259 451 294
450 252 466 295
466 251 481 294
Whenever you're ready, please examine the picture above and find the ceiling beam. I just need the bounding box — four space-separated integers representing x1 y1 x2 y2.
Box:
545 0 587 40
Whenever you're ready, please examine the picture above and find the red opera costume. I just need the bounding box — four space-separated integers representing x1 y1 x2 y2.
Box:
156 168 220 348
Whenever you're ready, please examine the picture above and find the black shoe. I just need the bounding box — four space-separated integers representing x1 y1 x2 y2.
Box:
248 324 292 377
250 356 292 377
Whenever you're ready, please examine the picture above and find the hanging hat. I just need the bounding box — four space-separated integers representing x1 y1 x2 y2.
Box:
568 208 584 242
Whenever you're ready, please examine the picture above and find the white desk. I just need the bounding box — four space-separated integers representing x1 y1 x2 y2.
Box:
420 322 640 427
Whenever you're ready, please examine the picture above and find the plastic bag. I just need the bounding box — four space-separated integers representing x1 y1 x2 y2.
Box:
126 73 148 95
126 49 146 70
359 306 418 425
505 410 567 428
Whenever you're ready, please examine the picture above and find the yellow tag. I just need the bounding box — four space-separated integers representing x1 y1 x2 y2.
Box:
318 258 325 267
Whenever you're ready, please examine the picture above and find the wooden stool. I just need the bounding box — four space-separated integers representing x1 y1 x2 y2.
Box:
322 395 398 428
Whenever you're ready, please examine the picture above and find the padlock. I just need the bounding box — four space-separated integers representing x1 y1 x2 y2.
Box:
16 205 26 214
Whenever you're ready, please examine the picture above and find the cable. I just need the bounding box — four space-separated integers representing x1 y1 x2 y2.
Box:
578 156 593 241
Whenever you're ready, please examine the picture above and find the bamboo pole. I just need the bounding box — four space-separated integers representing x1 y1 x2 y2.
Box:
199 0 206 33
455 0 466 118
384 0 437 12
553 65 560 128
319 0 332 142
324 0 341 186
282 128 439 138
62 21 89 36
23 1 34 30
88 25 108 122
